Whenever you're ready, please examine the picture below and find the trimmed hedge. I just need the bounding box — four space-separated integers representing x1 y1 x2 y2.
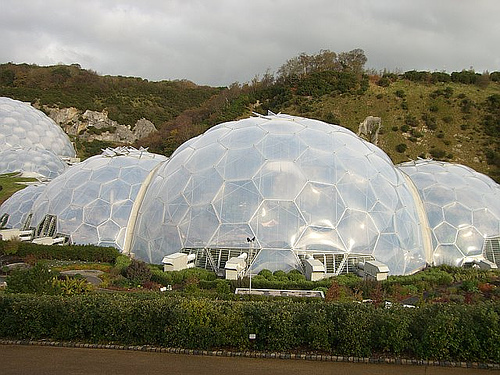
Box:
0 241 120 263
0 293 499 362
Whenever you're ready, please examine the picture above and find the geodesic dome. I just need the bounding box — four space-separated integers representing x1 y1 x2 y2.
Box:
30 147 167 250
0 97 75 157
0 147 68 180
0 183 47 229
398 159 500 266
130 114 428 275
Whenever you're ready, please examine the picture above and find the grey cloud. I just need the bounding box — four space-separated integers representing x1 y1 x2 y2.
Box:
0 0 499 86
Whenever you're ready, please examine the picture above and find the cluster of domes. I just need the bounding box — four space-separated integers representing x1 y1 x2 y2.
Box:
1 109 499 276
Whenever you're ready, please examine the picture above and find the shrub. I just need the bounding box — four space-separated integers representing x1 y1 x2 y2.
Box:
430 148 446 159
395 143 408 153
395 90 406 98
5 262 56 294
124 259 152 285
377 77 390 87
0 241 120 263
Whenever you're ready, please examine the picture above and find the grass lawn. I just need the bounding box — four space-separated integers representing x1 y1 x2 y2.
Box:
0 173 37 206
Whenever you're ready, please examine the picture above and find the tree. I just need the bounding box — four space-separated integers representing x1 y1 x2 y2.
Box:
337 48 367 76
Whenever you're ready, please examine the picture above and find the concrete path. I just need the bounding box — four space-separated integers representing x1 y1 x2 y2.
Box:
60 269 103 285
0 345 497 375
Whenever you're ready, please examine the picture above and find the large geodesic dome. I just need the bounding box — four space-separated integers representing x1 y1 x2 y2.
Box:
30 147 166 250
130 114 429 275
0 147 68 180
0 183 47 229
0 97 75 157
398 159 500 267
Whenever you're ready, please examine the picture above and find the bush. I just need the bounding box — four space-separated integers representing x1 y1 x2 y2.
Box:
5 262 56 294
0 241 120 263
0 293 500 362
430 148 446 159
395 143 408 153
124 259 152 285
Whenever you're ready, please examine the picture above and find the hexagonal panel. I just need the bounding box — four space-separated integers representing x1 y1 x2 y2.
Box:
296 182 345 228
256 133 307 161
433 222 457 245
183 168 223 206
208 223 255 248
250 200 306 249
179 205 219 248
337 209 379 254
253 161 307 200
216 147 265 180
294 226 344 252
219 126 267 149
456 226 484 256
213 180 262 224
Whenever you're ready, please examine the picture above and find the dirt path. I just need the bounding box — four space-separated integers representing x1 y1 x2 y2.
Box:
0 345 496 375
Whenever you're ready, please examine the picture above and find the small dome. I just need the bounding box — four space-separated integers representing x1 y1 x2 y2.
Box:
0 183 47 229
0 147 68 180
0 97 75 157
131 114 427 275
30 147 167 250
398 159 500 266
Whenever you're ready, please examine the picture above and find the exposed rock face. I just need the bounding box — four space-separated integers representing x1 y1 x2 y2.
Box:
358 115 381 145
45 107 157 143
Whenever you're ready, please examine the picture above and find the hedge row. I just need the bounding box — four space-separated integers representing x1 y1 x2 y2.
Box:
1 293 499 362
0 241 120 263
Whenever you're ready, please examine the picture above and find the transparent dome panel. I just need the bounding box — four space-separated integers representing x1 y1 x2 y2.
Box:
296 182 345 228
253 161 306 200
250 249 301 273
250 200 305 249
337 210 379 254
213 180 262 223
294 226 344 252
216 147 264 181
208 223 255 248
0 97 76 157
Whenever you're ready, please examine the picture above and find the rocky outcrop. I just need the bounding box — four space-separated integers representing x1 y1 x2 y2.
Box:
45 107 157 144
358 116 381 145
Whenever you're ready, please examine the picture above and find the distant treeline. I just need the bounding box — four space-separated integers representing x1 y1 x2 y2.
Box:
0 63 220 127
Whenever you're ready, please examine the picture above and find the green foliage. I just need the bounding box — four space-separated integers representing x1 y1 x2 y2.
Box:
0 241 120 263
0 63 219 127
113 254 132 274
451 70 480 84
395 143 407 153
124 259 152 286
430 148 447 159
1 267 500 363
5 262 55 294
250 269 333 290
51 276 93 295
295 71 362 97
377 76 391 87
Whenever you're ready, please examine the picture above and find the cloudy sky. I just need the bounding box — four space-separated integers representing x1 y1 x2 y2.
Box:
1 0 499 86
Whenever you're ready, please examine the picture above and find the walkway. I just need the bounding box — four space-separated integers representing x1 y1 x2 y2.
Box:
0 344 497 375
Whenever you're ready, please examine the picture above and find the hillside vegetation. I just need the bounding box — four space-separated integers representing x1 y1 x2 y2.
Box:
0 51 499 182
0 63 221 127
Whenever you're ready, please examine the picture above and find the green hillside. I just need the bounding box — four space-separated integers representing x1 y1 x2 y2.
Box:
0 63 221 127
0 58 499 183
273 78 500 180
